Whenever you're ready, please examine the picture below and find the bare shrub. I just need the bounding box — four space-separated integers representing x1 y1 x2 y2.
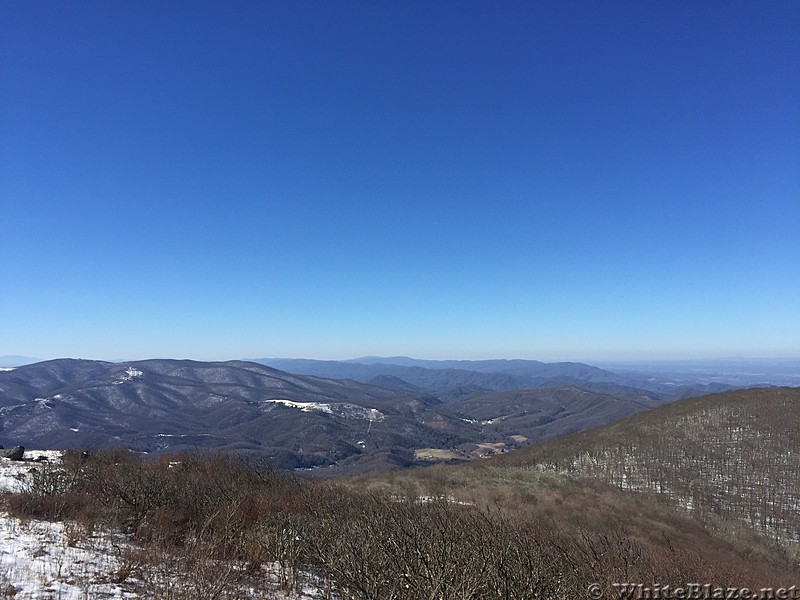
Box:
6 444 791 598
299 486 580 599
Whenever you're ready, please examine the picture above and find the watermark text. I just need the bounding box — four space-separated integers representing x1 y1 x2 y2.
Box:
586 583 800 600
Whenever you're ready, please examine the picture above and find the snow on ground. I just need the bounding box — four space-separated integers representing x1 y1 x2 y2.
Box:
0 451 135 598
0 451 326 599
263 399 384 421
0 508 325 599
0 450 63 493
0 514 136 599
112 367 142 385
263 399 335 414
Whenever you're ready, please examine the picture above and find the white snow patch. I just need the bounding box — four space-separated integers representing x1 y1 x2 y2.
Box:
34 397 53 409
113 367 143 385
265 399 335 414
263 399 384 421
0 512 135 599
0 450 64 493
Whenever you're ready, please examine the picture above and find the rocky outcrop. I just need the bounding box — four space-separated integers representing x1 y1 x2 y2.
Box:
2 446 24 461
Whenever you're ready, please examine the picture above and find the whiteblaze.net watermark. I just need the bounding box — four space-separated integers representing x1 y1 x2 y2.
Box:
586 583 800 600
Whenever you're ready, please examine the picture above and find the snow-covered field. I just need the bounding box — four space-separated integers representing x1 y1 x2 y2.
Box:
0 513 136 599
0 451 135 598
0 450 62 493
0 452 325 599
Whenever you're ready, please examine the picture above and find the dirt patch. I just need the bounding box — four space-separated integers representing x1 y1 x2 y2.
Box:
414 448 468 461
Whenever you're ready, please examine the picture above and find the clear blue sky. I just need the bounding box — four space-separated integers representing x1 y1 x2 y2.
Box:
2 1 798 362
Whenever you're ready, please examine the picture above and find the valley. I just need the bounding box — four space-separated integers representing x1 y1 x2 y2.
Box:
0 356 735 474
0 384 797 598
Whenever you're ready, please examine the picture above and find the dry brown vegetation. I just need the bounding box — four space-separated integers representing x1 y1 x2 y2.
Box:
2 385 797 597
348 387 800 582
4 430 798 599
490 386 800 559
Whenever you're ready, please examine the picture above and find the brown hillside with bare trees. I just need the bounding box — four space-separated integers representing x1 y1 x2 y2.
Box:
3 387 798 597
491 386 800 551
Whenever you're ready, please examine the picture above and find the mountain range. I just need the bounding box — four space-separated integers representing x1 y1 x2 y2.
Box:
0 357 671 472
350 385 800 580
0 356 793 474
251 356 734 400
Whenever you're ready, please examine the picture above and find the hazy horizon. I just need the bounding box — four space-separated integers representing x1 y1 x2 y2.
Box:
3 2 798 362
3 353 800 367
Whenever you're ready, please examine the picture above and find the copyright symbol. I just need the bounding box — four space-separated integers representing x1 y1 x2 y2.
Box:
587 583 603 599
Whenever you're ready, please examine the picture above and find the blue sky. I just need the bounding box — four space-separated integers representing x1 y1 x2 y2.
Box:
2 1 798 362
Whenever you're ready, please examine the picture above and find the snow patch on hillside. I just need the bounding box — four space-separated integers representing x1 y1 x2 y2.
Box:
113 367 142 385
265 399 335 414
263 399 384 421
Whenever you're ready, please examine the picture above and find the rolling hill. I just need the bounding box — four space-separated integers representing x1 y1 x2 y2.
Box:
0 358 675 473
0 359 425 469
356 386 800 572
345 386 800 581
252 356 734 400
492 386 800 551
3 371 798 591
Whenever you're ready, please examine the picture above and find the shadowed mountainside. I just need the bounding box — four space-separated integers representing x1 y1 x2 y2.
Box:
359 386 800 570
252 356 734 400
490 386 800 551
1 358 674 473
0 359 423 469
345 386 800 579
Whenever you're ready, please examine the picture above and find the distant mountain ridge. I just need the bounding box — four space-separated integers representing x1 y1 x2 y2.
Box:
0 355 40 368
0 358 673 473
0 359 403 469
4 356 789 475
594 357 800 387
250 356 733 400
